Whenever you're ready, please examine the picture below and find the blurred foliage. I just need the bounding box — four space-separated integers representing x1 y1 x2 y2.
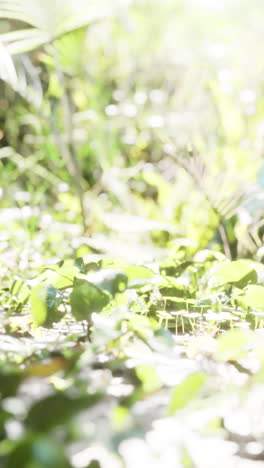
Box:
0 0 264 467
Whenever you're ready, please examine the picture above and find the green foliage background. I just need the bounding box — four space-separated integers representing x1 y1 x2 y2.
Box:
0 1 264 467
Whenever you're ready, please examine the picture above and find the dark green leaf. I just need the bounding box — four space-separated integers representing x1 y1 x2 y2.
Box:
87 269 128 294
26 392 101 431
70 279 110 321
7 435 72 468
0 371 22 399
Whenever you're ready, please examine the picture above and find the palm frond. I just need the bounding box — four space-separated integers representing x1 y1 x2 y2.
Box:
0 28 50 54
164 143 259 258
0 40 18 89
14 54 43 107
0 1 44 28
170 145 248 221
0 41 43 106
0 0 112 54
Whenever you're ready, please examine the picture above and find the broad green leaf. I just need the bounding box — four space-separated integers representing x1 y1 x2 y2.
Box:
215 329 254 362
100 258 128 270
136 365 162 393
29 284 57 326
26 392 101 431
87 461 101 468
128 314 155 337
74 256 87 273
70 279 109 321
125 265 154 284
7 435 72 468
235 285 264 310
111 406 130 432
37 262 79 289
87 269 128 295
169 372 207 415
0 408 12 434
0 370 22 398
159 277 186 298
212 260 257 289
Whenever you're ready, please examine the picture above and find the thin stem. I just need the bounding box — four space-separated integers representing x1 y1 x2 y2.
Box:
52 45 87 230
218 222 232 260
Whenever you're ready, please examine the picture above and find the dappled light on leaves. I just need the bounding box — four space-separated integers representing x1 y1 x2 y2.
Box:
0 0 264 467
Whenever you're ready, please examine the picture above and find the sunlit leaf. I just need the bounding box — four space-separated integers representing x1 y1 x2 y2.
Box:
235 285 264 310
86 269 128 295
212 260 257 289
169 372 207 415
136 365 162 393
125 265 154 286
37 263 79 289
215 329 254 362
70 279 110 321
0 0 113 53
29 284 57 326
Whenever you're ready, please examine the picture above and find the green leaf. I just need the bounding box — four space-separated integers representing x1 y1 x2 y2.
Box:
0 370 22 398
70 279 110 321
159 277 186 298
0 28 50 54
136 365 162 393
101 258 128 270
87 269 128 295
0 40 18 88
26 392 101 431
10 279 30 304
125 265 154 287
7 435 72 468
87 461 101 468
169 372 207 415
29 284 57 326
0 0 113 54
212 260 257 289
235 285 264 310
215 329 254 361
74 256 87 273
37 262 79 289
0 408 12 433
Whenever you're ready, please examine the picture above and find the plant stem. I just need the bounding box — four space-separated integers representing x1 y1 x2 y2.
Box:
52 45 87 230
218 222 232 260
